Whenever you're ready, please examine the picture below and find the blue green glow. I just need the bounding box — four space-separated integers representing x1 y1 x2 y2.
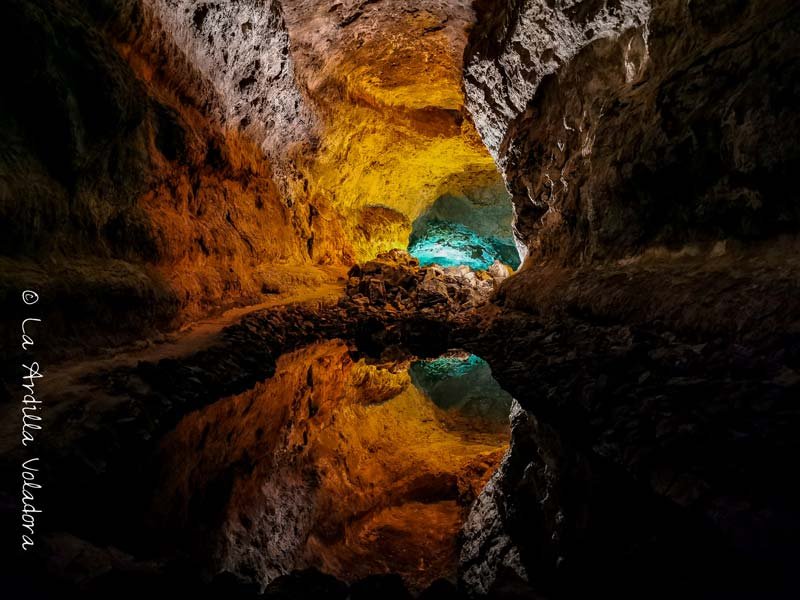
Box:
413 354 486 381
408 220 520 270
409 353 513 423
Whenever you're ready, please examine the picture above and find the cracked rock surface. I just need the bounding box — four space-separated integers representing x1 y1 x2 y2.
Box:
465 0 800 263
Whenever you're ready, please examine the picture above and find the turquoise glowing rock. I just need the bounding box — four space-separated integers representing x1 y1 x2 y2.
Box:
409 353 513 424
408 220 520 270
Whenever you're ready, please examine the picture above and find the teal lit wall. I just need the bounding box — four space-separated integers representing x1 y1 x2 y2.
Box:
408 220 520 270
409 353 513 425
407 188 520 270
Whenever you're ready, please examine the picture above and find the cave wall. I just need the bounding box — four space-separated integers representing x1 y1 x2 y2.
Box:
408 181 520 270
0 0 352 355
457 1 800 596
464 0 800 264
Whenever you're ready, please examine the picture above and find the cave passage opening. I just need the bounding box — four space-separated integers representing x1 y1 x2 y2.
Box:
406 189 521 271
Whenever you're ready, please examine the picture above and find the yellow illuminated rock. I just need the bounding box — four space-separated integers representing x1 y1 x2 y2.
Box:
284 0 504 261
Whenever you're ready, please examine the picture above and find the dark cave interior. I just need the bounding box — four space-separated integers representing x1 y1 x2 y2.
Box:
1 1 800 599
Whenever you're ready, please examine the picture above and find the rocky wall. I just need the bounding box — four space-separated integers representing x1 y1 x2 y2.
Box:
0 0 352 358
280 0 506 261
464 0 800 263
458 1 800 596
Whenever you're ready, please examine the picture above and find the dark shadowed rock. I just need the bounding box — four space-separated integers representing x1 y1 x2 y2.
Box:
264 568 348 599
465 0 800 264
418 578 462 600
350 574 413 600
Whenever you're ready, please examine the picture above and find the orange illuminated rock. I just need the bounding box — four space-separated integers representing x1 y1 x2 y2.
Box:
151 340 508 591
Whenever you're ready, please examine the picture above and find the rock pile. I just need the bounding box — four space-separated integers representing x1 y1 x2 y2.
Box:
343 249 498 315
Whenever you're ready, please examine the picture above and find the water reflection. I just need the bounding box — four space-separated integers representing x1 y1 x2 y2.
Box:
150 340 510 591
410 352 514 427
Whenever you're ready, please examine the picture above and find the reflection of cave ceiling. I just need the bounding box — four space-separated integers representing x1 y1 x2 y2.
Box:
153 340 507 591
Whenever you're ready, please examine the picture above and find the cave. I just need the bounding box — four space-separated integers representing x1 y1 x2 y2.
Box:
1 1 800 599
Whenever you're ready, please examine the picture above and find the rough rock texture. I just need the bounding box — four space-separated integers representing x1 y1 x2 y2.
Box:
408 180 520 270
281 0 505 259
0 0 351 358
457 7 800 593
4 0 800 597
411 181 515 251
465 0 800 262
142 0 317 176
0 0 526 360
344 249 496 317
465 0 650 162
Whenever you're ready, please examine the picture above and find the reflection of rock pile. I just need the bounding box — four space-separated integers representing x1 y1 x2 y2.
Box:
343 250 501 316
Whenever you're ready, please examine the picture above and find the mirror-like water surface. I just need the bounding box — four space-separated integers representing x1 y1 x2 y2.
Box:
149 340 512 591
